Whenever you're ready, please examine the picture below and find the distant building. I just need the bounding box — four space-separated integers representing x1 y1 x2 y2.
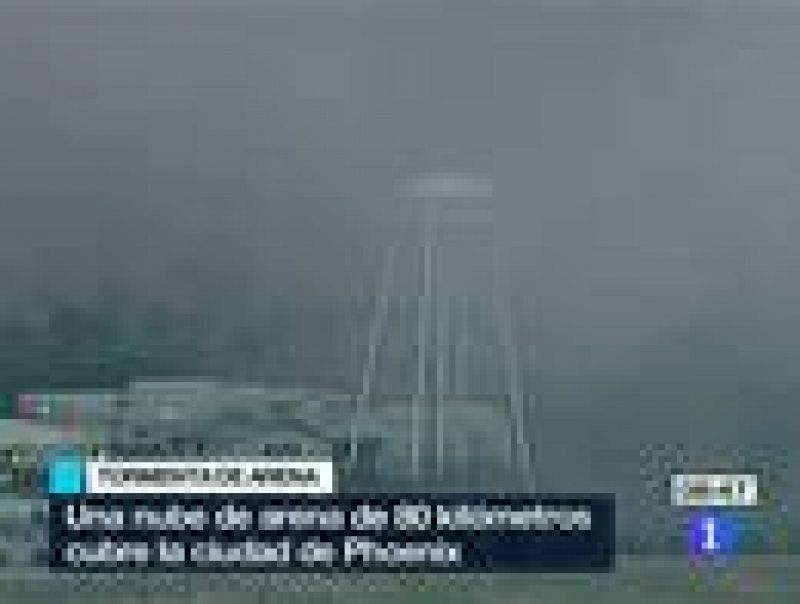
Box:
112 378 370 487
0 419 78 495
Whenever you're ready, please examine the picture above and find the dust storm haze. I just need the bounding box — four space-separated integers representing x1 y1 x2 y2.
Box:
0 0 799 534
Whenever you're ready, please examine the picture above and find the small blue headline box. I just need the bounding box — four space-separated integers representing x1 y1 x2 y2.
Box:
48 455 84 495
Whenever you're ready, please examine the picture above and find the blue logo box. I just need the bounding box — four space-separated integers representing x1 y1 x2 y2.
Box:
48 455 84 495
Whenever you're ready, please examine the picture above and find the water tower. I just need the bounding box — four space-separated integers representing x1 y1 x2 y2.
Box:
349 166 534 492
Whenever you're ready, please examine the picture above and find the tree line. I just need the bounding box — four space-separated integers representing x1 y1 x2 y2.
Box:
0 292 361 395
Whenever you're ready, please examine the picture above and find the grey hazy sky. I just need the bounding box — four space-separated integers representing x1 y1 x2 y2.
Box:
1 0 798 530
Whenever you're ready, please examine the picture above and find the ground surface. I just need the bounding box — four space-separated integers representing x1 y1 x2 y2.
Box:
2 556 799 603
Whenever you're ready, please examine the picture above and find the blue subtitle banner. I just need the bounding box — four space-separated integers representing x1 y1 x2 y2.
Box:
49 494 614 572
